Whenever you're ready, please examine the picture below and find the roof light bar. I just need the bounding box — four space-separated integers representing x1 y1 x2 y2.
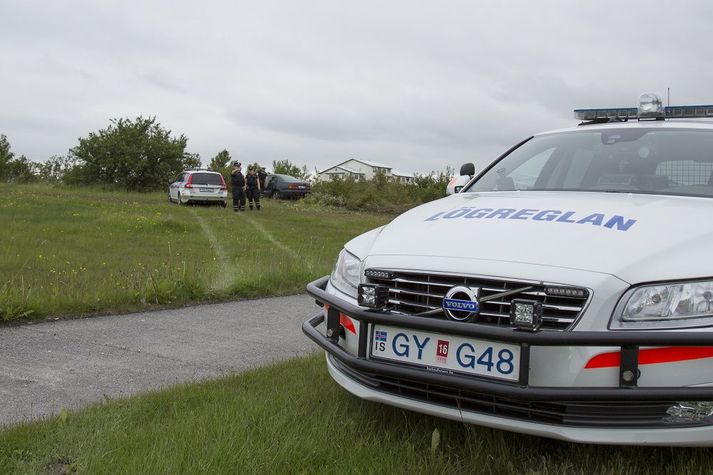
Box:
574 108 638 121
575 92 713 122
575 104 713 121
665 105 713 118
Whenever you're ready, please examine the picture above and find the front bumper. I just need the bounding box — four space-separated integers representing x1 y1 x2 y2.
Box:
303 276 713 445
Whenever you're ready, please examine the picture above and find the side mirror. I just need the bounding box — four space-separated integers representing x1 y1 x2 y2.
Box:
459 163 475 177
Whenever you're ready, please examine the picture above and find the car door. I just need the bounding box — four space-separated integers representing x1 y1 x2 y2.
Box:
275 177 286 194
169 174 180 200
264 176 277 196
175 173 188 200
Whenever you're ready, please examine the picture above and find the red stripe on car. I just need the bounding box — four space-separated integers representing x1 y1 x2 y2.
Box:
323 304 356 335
585 346 713 369
339 314 357 335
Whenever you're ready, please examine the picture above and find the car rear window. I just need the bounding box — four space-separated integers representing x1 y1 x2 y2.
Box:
191 173 222 185
279 175 301 183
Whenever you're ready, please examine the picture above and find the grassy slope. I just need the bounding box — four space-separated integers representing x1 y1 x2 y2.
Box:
1 353 709 474
0 185 390 322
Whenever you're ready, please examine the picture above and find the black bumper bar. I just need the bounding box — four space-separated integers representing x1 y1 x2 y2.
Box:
302 275 713 402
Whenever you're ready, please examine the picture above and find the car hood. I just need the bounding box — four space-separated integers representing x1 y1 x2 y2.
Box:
363 191 713 284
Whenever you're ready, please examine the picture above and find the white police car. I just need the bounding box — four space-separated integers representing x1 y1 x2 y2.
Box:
168 169 228 206
303 93 713 446
446 165 474 196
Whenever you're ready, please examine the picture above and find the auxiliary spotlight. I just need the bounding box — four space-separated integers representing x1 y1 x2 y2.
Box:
358 284 389 309
510 299 543 331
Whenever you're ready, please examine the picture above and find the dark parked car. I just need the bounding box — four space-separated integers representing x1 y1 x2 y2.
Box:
263 174 311 199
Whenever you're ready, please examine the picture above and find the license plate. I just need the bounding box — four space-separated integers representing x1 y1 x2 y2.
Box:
370 325 520 381
200 188 212 192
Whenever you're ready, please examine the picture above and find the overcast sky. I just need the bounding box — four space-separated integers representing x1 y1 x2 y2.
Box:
2 0 712 174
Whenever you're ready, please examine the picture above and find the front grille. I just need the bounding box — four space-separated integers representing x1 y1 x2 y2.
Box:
332 356 679 428
366 270 589 330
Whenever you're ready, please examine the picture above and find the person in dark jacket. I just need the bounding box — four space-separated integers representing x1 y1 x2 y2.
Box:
245 166 261 210
230 162 246 212
258 167 267 191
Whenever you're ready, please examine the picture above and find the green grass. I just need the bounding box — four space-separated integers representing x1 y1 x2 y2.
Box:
0 185 391 322
0 353 710 474
4 185 708 473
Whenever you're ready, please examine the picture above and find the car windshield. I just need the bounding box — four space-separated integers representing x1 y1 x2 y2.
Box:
467 128 713 198
190 173 222 185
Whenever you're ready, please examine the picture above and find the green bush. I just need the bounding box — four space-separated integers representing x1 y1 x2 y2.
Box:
273 159 309 179
306 169 451 213
69 116 200 191
33 155 80 183
208 149 232 191
0 134 37 184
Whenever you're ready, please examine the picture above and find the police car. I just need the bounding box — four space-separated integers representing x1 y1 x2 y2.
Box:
168 169 228 207
302 93 713 446
446 170 473 196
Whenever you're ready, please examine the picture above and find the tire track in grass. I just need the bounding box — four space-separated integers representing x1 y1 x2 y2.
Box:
190 209 234 290
238 213 306 268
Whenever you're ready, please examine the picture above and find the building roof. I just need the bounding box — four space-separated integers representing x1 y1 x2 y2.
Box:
322 165 364 175
353 159 391 169
318 158 392 174
391 170 414 178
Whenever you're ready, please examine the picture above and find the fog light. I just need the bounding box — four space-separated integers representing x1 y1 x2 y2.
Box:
364 269 395 280
358 284 389 309
545 286 587 298
665 402 713 424
510 299 543 331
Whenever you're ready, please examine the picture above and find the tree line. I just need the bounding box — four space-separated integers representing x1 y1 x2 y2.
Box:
1 116 451 211
0 116 313 192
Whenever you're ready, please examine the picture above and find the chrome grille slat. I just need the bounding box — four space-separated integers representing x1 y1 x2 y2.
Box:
477 311 570 324
480 286 508 292
542 317 574 323
514 290 547 297
388 299 439 311
477 311 510 318
390 288 444 299
391 293 582 313
392 277 453 287
371 270 589 330
544 304 583 312
483 300 583 312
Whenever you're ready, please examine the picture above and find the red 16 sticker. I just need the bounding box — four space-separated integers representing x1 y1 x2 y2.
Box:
436 339 449 363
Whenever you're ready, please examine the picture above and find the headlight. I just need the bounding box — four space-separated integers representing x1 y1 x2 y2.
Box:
611 280 713 329
330 249 361 298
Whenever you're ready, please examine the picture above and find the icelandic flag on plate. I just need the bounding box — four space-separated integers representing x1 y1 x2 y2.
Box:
375 330 388 342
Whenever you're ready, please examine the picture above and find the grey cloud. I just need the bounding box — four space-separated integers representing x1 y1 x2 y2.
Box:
2 0 713 174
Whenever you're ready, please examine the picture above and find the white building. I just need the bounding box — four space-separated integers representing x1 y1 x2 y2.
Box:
392 170 415 184
317 159 414 183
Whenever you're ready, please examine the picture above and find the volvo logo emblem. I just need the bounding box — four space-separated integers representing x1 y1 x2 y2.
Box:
442 286 480 322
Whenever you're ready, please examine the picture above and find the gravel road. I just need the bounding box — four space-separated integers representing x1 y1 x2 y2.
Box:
0 294 319 427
